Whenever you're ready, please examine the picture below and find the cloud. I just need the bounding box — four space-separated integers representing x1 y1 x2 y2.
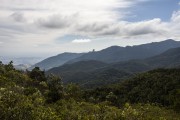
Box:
72 39 91 43
171 11 180 22
179 2 180 5
37 14 78 29
77 22 109 33
0 0 148 35
70 18 166 37
122 18 166 36
1 0 180 57
33 44 39 47
0 41 3 47
10 12 26 22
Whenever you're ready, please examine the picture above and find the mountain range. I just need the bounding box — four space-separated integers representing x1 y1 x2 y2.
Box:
47 47 180 88
32 39 180 71
30 53 84 70
44 39 180 88
66 39 180 64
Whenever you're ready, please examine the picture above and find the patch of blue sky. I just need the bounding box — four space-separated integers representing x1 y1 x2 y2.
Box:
123 0 180 22
55 35 90 44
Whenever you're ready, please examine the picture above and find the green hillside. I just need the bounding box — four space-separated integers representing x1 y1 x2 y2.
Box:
85 68 180 111
0 61 179 119
47 47 180 88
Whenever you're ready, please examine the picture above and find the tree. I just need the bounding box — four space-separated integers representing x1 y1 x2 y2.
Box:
29 67 46 82
106 92 117 103
4 61 14 71
65 83 82 100
46 74 64 103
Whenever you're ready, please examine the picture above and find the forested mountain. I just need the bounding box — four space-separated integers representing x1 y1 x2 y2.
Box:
0 62 179 119
48 60 108 74
30 52 84 70
47 60 134 87
47 47 180 88
145 47 180 67
67 39 180 64
85 68 180 112
31 39 180 70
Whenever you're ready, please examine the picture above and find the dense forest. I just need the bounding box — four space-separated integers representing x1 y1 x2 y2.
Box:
0 61 180 119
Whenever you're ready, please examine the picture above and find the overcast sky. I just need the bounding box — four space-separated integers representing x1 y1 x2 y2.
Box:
0 0 180 57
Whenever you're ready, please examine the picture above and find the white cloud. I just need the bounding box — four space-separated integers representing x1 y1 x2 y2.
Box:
171 11 180 22
0 0 180 57
121 18 166 36
10 12 26 22
178 1 180 5
33 44 39 47
37 14 72 29
72 39 91 43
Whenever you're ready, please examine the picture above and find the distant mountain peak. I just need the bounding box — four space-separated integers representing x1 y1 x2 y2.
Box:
32 39 180 70
102 45 123 51
66 39 180 64
29 53 84 70
164 39 175 42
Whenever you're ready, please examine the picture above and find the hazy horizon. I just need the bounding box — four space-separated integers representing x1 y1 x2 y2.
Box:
0 39 179 58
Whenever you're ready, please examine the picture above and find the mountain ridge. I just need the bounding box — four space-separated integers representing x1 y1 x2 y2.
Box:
66 39 180 64
31 39 180 71
30 52 84 70
47 46 180 88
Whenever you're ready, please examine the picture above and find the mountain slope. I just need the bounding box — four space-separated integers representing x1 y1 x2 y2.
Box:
145 47 180 68
30 52 84 70
67 39 180 64
0 61 179 119
85 68 180 111
109 47 180 72
47 47 180 88
31 39 180 70
47 59 141 88
48 60 108 74
47 60 129 88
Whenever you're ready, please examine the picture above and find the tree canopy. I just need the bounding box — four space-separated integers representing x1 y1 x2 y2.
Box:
0 62 179 119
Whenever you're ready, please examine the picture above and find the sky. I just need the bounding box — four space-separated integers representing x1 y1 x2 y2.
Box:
0 0 180 57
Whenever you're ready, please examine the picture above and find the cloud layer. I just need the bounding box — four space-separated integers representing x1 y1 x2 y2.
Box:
0 0 180 57
72 39 91 43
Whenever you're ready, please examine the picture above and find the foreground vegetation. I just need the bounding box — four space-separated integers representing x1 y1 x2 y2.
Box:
85 68 180 111
0 61 179 119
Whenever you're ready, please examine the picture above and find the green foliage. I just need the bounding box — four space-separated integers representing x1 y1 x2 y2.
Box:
85 68 180 111
28 67 46 82
46 74 64 103
0 85 59 120
64 83 83 100
47 46 180 89
0 62 179 119
4 61 15 72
